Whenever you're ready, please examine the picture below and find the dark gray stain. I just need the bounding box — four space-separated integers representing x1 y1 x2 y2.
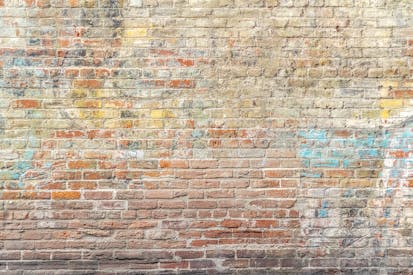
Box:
0 114 4 135
401 115 413 127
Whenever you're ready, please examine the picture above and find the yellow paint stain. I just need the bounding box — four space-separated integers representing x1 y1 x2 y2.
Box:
70 89 87 98
124 28 147 37
79 110 117 119
362 110 380 119
104 119 133 128
71 89 109 98
90 89 109 98
148 120 164 128
75 100 102 108
380 99 403 108
123 27 150 46
380 110 390 119
150 109 175 119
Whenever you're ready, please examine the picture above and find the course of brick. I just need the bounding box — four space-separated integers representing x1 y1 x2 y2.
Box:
0 0 412 273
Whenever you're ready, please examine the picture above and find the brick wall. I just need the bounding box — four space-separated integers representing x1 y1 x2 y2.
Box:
0 0 412 273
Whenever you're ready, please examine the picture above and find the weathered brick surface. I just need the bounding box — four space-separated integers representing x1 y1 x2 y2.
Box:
0 0 412 273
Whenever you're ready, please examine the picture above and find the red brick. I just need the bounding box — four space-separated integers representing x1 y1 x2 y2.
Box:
68 160 97 169
221 219 242 228
55 130 85 138
159 159 188 168
177 58 194 67
84 191 112 200
12 100 41 109
168 79 195 88
73 79 103 88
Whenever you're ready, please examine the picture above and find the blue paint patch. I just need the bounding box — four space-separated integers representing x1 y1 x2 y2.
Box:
298 129 327 141
358 149 380 158
330 150 347 158
385 188 394 197
8 149 36 184
390 170 401 178
18 181 25 189
383 208 391 218
343 159 350 168
23 150 35 160
321 201 328 208
11 172 21 180
312 159 340 168
317 209 328 218
15 161 32 171
300 170 322 178
192 130 204 138
300 148 322 158
401 130 413 138
343 189 353 197
13 58 29 67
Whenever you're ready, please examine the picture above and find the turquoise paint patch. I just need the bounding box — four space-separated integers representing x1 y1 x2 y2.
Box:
401 130 413 138
390 170 401 177
298 129 327 141
300 170 322 178
18 181 24 189
15 161 32 171
13 58 29 67
358 149 380 158
343 159 350 168
300 148 322 158
330 150 347 158
11 172 20 180
317 209 328 218
7 149 36 183
312 159 340 168
192 130 204 138
23 150 35 160
385 188 394 196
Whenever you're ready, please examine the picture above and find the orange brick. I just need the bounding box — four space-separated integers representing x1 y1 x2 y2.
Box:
177 58 194 67
393 90 413 98
159 159 188 168
68 160 97 169
168 79 195 88
55 130 85 138
52 191 81 200
12 100 40 109
73 79 103 88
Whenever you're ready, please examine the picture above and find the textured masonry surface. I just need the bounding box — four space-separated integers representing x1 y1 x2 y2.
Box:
0 0 412 273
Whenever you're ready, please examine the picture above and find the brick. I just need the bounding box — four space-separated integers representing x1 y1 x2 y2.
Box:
67 160 97 169
12 100 41 109
159 159 188 168
51 191 81 200
83 191 112 200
